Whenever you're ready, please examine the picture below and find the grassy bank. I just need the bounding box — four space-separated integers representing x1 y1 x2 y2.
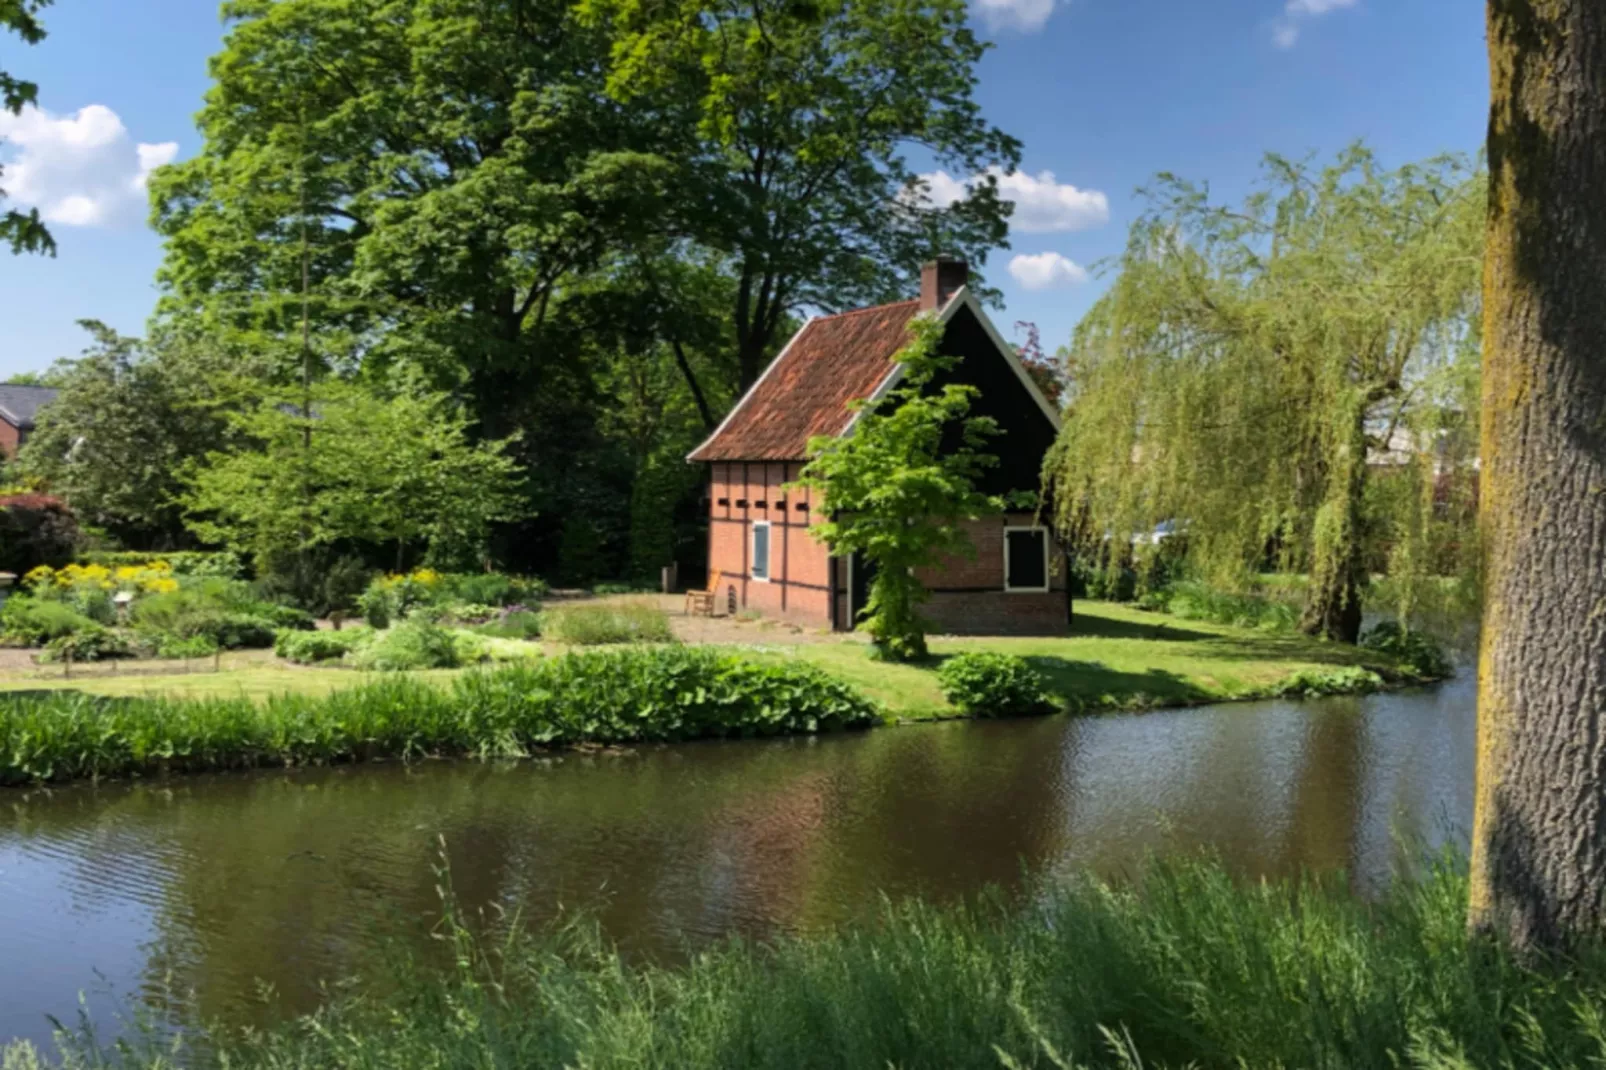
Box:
0 648 877 786
13 857 1606 1069
787 601 1410 718
0 603 1413 719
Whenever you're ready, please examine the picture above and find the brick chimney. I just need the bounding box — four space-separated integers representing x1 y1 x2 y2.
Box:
919 257 969 311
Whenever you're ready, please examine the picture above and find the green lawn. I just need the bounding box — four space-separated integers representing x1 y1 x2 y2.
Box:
0 602 1401 717
783 601 1400 718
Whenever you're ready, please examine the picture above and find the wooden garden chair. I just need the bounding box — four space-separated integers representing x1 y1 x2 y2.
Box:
685 571 724 617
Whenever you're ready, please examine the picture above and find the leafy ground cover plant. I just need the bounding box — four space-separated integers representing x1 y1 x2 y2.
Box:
935 651 1056 717
0 597 98 645
274 628 372 665
470 607 542 639
1270 666 1384 698
358 569 547 628
0 647 881 785
1360 621 1452 680
1157 580 1301 633
347 618 487 671
541 600 673 645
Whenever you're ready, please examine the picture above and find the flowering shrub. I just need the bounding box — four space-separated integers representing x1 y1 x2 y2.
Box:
0 494 80 574
358 570 547 628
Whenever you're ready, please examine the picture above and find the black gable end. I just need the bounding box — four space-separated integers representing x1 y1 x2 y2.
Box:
933 304 1058 498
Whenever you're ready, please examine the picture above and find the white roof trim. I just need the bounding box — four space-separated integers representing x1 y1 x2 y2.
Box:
944 287 1063 430
841 288 1061 437
692 285 1062 461
686 315 816 462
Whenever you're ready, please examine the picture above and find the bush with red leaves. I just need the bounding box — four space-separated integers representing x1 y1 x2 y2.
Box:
0 494 81 574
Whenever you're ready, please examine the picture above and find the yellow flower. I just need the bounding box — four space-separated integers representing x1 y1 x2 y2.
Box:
115 566 142 580
411 568 441 586
23 565 54 588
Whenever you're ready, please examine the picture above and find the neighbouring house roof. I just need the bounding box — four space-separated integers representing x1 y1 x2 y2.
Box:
0 385 58 431
688 300 922 463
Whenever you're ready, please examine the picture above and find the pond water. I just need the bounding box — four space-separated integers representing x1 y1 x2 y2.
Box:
0 673 1475 1050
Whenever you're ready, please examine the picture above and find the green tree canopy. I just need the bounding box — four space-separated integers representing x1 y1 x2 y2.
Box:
181 382 523 571
1 0 53 255
793 315 1007 661
1045 146 1484 641
587 0 1022 386
17 321 243 548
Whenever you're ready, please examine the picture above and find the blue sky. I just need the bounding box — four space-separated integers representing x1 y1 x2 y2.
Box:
0 0 1488 379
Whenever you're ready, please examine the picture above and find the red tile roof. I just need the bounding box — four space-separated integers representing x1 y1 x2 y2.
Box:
689 300 921 462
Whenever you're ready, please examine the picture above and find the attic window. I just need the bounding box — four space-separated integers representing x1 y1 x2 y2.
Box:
717 498 730 506
755 500 767 509
735 499 748 507
795 501 808 511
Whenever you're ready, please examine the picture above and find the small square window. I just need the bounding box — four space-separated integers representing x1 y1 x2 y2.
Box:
717 498 730 506
1005 528 1049 592
795 501 808 511
752 522 772 582
735 499 748 508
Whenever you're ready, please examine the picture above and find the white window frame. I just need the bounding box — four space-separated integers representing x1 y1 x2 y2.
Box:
751 521 773 582
1003 525 1051 593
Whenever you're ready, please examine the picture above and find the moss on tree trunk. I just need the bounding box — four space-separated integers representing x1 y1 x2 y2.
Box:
1471 0 1606 950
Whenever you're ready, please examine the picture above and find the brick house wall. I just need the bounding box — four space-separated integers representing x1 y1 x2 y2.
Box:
710 486 1070 636
0 419 19 460
706 460 834 627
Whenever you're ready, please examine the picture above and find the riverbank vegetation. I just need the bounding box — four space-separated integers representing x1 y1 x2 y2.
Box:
0 647 879 786
0 602 1423 720
12 855 1606 1069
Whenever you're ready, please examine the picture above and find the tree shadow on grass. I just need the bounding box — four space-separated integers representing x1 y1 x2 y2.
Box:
1069 613 1218 643
1023 656 1214 712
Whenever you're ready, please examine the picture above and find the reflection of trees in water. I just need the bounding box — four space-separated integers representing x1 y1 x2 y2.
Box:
3 690 1472 1035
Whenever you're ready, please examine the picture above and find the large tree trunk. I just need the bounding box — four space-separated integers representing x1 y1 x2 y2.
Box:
1470 0 1606 951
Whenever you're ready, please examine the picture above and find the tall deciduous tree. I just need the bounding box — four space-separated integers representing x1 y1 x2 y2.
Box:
1045 147 1483 642
1469 0 1606 951
1 0 53 255
17 322 243 548
150 0 670 434
793 316 1006 661
182 384 523 571
587 0 1021 387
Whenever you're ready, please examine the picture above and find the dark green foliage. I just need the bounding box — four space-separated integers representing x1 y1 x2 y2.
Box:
39 623 133 662
472 609 542 640
30 855 1606 1069
154 634 220 660
0 647 880 785
348 619 482 672
255 551 372 616
936 652 1056 717
255 604 315 631
1271 665 1384 698
0 596 95 644
0 493 79 574
541 601 673 644
442 573 548 606
80 551 244 577
274 627 369 664
128 581 280 650
1361 621 1453 680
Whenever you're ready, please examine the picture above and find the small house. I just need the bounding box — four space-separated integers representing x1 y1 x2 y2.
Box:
688 259 1071 635
0 385 58 459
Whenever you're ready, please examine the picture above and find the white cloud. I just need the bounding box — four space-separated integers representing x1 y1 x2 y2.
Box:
919 166 1109 233
973 0 1055 33
0 104 179 226
1272 0 1356 48
1009 251 1089 290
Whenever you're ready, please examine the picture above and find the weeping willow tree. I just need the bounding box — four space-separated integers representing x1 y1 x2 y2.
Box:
1046 146 1483 642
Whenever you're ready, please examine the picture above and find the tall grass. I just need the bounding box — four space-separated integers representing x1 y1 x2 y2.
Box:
0 647 880 786
16 855 1606 1069
1154 579 1302 633
541 599 674 644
